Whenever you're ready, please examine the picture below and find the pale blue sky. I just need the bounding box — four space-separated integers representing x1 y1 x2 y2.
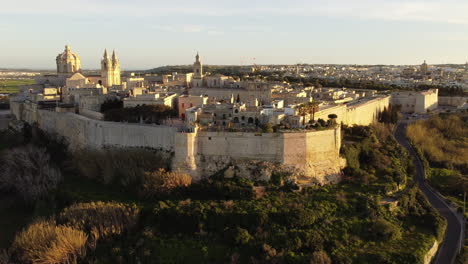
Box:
1 0 468 70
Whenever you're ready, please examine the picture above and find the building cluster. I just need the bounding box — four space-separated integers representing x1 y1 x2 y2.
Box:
9 45 454 185
258 61 468 89
12 45 445 133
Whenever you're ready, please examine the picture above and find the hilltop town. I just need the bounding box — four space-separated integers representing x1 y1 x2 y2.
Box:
7 45 463 186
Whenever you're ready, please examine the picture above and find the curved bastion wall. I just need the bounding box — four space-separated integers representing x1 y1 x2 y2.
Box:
11 101 345 184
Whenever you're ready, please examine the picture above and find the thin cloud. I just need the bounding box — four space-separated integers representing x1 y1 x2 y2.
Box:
152 24 222 34
2 0 468 25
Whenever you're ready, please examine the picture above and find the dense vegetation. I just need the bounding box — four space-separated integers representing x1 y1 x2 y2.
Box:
0 122 446 264
406 112 467 263
103 104 177 124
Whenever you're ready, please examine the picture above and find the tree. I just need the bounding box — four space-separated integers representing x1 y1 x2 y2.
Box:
100 98 123 113
261 123 274 133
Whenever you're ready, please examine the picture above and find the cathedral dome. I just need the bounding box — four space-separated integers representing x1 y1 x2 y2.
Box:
56 45 81 74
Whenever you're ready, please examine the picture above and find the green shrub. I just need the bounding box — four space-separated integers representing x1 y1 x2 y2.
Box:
72 148 170 189
234 227 252 245
11 220 87 264
372 219 401 241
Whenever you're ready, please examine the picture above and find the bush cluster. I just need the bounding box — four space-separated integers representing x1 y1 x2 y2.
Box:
10 220 87 264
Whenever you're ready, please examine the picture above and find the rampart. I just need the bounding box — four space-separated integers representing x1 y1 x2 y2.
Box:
11 100 345 184
10 101 177 150
174 128 344 184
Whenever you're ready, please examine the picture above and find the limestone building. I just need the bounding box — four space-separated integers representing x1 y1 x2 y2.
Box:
101 49 121 87
191 52 203 88
56 45 81 76
390 89 438 113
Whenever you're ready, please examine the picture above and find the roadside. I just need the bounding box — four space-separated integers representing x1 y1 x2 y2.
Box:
394 119 464 264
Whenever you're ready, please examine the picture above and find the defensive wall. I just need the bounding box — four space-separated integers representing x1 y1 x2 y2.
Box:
173 128 344 184
10 101 177 151
11 100 344 184
314 96 390 126
438 96 467 108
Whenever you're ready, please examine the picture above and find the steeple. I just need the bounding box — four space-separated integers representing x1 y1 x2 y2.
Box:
112 50 118 62
101 48 121 87
195 52 200 63
65 45 71 52
103 49 110 60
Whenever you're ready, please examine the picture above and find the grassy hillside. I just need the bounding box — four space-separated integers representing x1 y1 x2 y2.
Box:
0 124 446 263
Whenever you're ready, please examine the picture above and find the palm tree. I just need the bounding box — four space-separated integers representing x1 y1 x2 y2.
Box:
307 101 321 122
296 104 308 126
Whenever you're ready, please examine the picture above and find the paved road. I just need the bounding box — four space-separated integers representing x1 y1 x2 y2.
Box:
394 122 464 264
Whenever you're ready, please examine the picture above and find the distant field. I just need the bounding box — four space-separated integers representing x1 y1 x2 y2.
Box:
0 79 35 94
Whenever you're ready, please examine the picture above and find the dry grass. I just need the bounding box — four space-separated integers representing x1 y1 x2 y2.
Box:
11 220 87 264
57 201 140 245
407 115 468 166
141 169 191 198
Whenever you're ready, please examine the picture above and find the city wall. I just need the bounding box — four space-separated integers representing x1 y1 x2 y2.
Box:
345 96 390 125
10 101 177 150
314 96 390 126
438 96 466 108
11 101 345 184
174 128 344 184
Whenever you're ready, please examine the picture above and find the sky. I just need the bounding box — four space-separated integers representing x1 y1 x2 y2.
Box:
1 0 468 70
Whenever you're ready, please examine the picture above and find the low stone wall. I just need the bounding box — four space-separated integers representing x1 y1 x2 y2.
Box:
424 240 439 264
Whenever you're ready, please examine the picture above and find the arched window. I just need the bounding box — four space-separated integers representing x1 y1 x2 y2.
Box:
248 117 254 124
241 116 245 121
223 114 226 119
233 117 239 123
235 109 239 113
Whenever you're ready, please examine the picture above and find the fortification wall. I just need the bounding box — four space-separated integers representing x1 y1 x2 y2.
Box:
314 105 347 124
15 105 177 151
346 96 390 125
438 96 466 108
174 128 344 184
313 96 390 126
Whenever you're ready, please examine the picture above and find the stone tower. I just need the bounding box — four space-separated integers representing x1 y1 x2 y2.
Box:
191 52 204 88
101 49 121 87
56 45 81 76
420 60 428 75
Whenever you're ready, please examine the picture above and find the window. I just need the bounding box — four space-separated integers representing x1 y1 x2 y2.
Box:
190 103 193 107
208 137 212 140
248 117 254 124
235 109 239 113
241 116 245 121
